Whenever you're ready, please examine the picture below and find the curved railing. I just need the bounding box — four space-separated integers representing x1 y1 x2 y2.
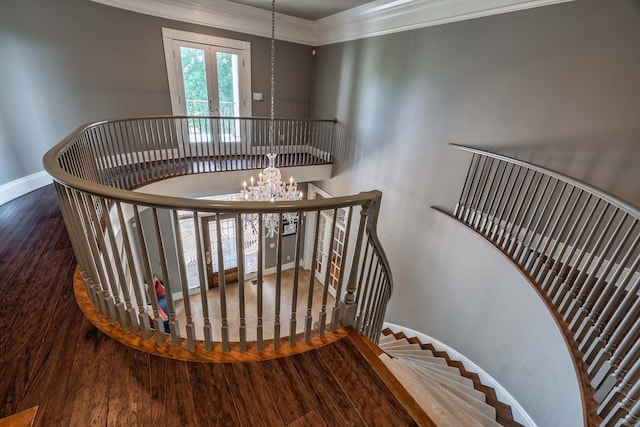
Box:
43 116 393 354
449 143 640 426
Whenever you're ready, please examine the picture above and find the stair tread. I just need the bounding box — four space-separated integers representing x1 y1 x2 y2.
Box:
401 358 462 375
379 334 399 344
416 366 495 417
405 361 486 402
379 332 522 427
385 349 447 363
381 355 491 427
380 342 426 352
385 350 447 365
422 374 500 426
407 360 476 388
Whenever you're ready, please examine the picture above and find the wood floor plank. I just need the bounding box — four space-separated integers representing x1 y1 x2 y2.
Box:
59 319 115 426
259 357 317 425
317 338 417 426
223 361 283 427
288 409 327 427
289 350 368 427
0 246 75 362
187 362 240 426
106 346 151 427
8 217 65 284
0 186 54 240
0 211 40 282
0 248 77 418
0 205 64 296
0 187 58 275
148 356 198 427
15 254 84 427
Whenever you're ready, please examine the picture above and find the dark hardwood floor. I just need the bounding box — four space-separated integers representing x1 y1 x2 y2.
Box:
0 185 418 426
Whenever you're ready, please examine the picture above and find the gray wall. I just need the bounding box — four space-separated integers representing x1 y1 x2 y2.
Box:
0 0 313 186
311 0 640 424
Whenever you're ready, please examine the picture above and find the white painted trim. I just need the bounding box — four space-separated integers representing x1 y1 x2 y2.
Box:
314 0 574 46
302 184 332 271
162 28 251 49
383 321 537 427
91 0 316 45
92 0 573 46
263 261 296 277
0 171 51 206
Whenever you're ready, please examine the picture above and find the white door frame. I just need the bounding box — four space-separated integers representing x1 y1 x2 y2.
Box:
304 184 348 299
162 28 252 118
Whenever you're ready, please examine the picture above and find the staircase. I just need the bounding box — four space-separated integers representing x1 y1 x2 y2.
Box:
379 329 524 427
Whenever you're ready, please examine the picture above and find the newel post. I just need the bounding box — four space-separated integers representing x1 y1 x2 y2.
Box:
340 194 379 328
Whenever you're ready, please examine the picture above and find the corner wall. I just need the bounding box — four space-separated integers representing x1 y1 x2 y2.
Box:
311 0 640 424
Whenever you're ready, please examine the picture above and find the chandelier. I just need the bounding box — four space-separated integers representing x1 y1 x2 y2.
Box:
240 0 301 238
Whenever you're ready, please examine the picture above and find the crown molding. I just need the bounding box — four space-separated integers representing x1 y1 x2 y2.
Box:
91 0 574 47
314 0 574 45
90 0 316 45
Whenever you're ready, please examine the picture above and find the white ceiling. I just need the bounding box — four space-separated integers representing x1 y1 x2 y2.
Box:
227 0 377 21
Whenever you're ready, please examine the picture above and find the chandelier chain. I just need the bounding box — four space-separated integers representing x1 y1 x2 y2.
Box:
239 0 301 239
270 0 275 150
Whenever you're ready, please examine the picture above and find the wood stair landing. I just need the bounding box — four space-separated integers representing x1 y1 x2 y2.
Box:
379 329 525 427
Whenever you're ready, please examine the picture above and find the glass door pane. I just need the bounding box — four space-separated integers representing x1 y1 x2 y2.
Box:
241 216 259 276
177 215 201 291
176 43 217 144
180 46 209 117
329 227 346 292
315 214 328 280
208 217 238 272
216 52 241 143
216 52 240 117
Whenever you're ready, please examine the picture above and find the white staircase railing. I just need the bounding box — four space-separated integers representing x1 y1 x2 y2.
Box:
43 116 393 353
450 143 640 426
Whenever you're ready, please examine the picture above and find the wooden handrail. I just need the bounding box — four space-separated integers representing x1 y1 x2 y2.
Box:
449 143 640 426
43 116 393 355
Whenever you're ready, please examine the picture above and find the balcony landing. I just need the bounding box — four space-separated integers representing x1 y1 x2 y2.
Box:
0 186 429 426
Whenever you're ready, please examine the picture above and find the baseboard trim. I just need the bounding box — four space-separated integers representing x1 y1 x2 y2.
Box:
383 321 537 427
0 172 51 206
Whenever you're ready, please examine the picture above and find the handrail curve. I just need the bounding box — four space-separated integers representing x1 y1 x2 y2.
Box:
450 143 640 218
44 116 393 356
450 143 640 427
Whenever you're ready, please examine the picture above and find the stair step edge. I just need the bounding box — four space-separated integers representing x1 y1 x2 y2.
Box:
382 357 490 427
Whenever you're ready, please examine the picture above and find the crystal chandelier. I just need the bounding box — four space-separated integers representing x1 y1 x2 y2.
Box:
240 0 301 238
242 154 301 203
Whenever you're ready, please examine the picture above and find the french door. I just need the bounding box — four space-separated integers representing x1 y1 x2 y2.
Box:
174 41 245 143
202 215 238 288
202 214 259 288
173 41 245 116
178 213 258 292
163 29 251 144
314 209 348 298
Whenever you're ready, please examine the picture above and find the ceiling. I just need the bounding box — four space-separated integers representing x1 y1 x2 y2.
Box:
227 0 377 21
91 0 572 46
